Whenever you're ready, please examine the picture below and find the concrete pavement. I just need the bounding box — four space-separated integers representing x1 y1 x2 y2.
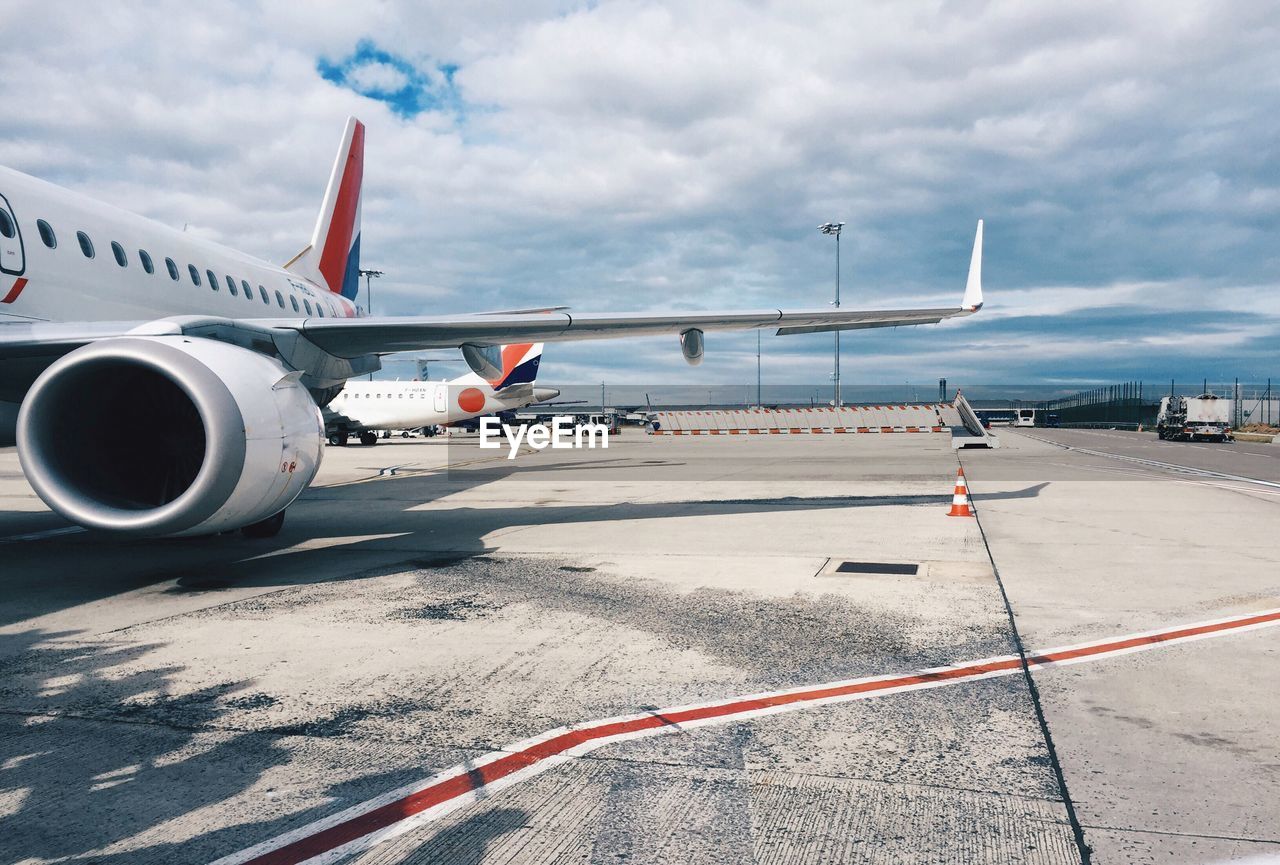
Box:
0 427 1276 863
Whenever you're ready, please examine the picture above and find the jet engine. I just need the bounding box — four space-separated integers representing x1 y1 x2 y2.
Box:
17 336 323 537
679 328 704 366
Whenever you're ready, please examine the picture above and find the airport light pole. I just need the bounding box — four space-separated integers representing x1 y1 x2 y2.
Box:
358 269 383 316
819 222 844 406
358 269 383 379
747 332 757 409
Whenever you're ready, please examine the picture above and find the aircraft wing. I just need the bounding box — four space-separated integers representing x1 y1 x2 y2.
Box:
281 219 984 357
279 303 976 357
0 222 982 384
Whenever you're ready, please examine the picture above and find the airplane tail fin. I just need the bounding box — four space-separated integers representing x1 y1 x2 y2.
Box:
492 343 544 391
454 343 545 392
285 116 364 300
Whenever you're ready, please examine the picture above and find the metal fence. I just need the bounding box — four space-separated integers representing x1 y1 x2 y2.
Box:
1033 379 1278 428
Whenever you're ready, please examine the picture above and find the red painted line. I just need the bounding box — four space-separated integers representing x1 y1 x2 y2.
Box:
1 277 28 304
213 608 1280 865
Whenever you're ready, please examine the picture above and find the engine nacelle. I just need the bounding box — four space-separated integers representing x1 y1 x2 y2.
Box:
461 343 503 380
17 336 324 536
679 328 705 366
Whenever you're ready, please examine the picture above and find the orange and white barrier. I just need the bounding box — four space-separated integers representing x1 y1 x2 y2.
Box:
649 405 949 435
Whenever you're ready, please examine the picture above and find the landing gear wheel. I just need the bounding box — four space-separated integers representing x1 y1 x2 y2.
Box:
242 509 286 538
328 431 349 446
359 431 378 447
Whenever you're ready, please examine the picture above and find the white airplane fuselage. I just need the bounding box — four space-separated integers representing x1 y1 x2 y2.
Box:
328 379 560 433
0 165 358 327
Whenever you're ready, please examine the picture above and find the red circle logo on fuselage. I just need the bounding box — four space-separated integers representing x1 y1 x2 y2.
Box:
458 387 486 413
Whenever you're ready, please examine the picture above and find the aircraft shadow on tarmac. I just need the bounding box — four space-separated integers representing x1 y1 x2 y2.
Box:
0 622 507 863
0 450 1048 631
0 455 1050 863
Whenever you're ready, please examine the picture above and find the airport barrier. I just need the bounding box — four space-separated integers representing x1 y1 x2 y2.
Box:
648 405 948 435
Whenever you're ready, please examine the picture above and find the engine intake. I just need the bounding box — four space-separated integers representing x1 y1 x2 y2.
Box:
17 336 323 536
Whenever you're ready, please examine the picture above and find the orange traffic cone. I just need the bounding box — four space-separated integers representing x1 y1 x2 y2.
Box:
947 467 973 517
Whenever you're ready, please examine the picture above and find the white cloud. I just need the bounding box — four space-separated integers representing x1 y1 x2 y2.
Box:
345 61 412 95
1 0 1278 385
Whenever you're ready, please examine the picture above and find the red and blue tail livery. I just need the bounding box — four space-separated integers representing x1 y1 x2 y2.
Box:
286 116 364 301
491 343 544 391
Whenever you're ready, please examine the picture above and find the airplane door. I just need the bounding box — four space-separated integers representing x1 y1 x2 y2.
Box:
0 193 25 276
433 384 447 413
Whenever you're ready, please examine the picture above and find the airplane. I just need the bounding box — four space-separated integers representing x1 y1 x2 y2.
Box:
0 116 984 539
325 342 559 446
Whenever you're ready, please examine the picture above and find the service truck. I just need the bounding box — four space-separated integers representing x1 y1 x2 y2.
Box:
1156 394 1233 442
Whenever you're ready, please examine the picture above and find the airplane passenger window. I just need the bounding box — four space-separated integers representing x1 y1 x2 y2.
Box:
206 269 219 290
0 210 13 238
111 241 127 267
138 250 154 274
241 280 253 302
275 290 285 308
303 298 313 316
226 275 238 296
36 219 56 248
77 232 95 258
165 257 179 280
258 285 269 304
290 296 300 313
188 264 201 286
317 305 325 317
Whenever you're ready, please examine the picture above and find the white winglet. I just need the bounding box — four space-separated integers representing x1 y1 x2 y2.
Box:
962 219 983 311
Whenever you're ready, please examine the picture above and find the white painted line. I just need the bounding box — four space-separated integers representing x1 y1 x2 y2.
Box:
1020 432 1280 490
208 607 1280 865
1044 460 1280 496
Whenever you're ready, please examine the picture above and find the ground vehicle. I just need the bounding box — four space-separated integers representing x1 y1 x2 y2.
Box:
1014 408 1036 427
975 410 1014 426
1157 395 1233 442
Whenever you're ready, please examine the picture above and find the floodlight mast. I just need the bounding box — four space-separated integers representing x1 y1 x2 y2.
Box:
358 269 384 316
358 269 384 379
818 222 844 406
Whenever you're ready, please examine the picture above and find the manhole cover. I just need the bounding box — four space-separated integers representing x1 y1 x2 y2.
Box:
834 561 919 575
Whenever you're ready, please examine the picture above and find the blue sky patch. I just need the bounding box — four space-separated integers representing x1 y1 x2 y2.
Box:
317 40 460 118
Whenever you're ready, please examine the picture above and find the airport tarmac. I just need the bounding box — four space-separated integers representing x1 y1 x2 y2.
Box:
0 428 1277 864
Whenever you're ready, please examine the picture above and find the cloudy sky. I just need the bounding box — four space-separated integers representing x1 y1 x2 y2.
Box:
3 1 1278 391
